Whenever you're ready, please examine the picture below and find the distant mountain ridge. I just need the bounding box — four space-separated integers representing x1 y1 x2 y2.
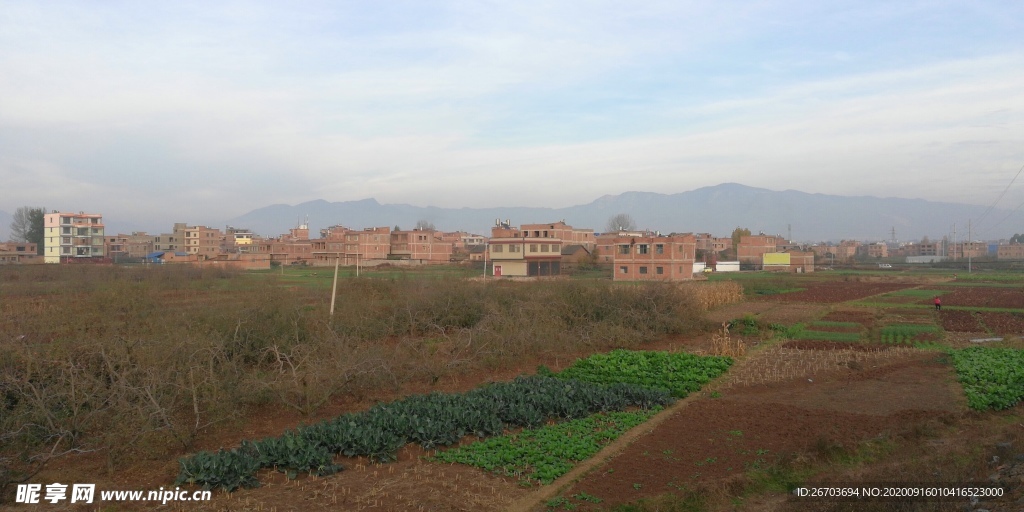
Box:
224 183 1022 242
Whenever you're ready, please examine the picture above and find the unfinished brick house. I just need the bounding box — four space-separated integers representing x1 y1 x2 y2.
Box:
737 234 781 266
611 234 696 281
0 242 41 264
390 229 454 263
520 221 595 250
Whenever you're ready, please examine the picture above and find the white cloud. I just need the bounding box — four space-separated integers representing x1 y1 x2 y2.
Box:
1 1 1023 231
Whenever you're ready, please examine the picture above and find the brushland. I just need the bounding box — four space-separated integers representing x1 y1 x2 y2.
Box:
0 264 742 497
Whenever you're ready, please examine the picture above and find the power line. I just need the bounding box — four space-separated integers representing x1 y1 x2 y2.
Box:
972 161 1024 238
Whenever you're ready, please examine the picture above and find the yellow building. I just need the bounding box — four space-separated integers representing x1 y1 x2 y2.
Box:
43 211 105 263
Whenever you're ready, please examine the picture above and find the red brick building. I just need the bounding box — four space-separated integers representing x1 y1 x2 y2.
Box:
611 234 696 281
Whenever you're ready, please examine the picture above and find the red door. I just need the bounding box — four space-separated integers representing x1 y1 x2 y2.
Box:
494 265 502 276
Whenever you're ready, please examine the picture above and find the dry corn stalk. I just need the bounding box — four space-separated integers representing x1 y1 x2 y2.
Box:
686 281 744 311
710 322 746 357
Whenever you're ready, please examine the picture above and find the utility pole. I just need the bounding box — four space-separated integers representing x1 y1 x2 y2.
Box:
968 219 972 274
946 224 954 262
330 253 340 317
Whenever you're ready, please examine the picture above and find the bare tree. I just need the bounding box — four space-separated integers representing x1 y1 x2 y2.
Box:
605 213 636 233
415 220 436 231
9 207 45 254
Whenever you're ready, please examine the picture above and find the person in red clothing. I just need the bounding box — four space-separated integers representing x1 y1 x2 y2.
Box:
934 296 942 311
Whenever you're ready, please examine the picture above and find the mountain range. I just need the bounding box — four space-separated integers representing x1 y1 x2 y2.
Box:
224 183 1024 243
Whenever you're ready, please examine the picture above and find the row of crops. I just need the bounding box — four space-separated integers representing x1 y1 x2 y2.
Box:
438 350 733 483
176 350 732 491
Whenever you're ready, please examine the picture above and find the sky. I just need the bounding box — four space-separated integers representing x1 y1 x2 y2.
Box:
2 1 1023 234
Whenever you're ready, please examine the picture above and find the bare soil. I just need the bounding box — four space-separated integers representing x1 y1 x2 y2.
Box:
12 277 1024 512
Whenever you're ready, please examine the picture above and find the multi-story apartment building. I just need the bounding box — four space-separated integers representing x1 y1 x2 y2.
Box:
997 243 1024 260
181 225 224 258
342 227 391 264
835 240 860 261
595 230 653 263
252 224 314 265
311 225 350 265
43 211 105 263
223 226 255 253
863 242 888 259
152 231 179 250
104 232 156 260
487 235 562 277
949 241 989 260
611 234 696 281
390 229 453 263
485 221 559 276
736 234 780 265
694 233 732 255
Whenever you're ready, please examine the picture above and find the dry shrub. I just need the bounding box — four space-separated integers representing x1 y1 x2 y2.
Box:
0 265 717 488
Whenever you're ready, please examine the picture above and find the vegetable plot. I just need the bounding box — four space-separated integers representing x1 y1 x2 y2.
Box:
551 349 732 397
432 409 660 484
950 347 1024 410
175 376 672 491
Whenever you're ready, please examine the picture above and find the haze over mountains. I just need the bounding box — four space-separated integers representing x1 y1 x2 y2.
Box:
4 184 1021 244
224 184 1023 243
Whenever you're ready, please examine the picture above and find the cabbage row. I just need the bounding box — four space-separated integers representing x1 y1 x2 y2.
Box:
950 347 1024 410
550 349 733 397
175 375 671 491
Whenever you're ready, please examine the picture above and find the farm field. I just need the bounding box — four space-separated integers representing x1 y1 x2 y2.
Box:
3 266 1024 511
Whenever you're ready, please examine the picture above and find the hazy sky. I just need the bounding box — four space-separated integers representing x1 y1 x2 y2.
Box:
2 1 1023 232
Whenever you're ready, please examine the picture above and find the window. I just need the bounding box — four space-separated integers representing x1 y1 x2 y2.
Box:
618 245 629 255
510 244 520 253
492 245 504 253
620 266 628 274
639 266 648 274
530 244 538 253
638 244 649 254
656 266 664 275
541 244 549 252
655 244 664 254
62 227 71 235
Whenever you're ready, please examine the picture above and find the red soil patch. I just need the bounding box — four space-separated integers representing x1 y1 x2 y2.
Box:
940 310 984 332
934 287 1024 309
977 312 1024 334
551 353 963 511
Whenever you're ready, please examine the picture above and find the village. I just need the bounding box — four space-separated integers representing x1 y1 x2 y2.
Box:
3 210 1023 278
